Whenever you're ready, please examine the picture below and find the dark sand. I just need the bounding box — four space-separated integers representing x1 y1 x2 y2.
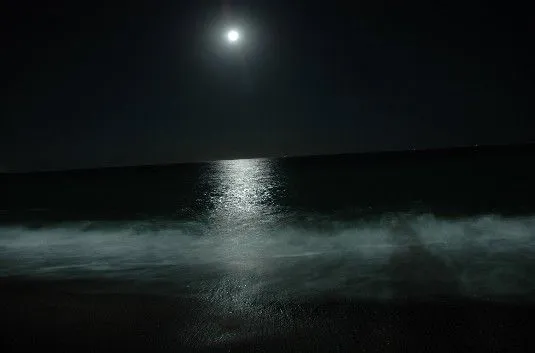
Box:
2 278 534 352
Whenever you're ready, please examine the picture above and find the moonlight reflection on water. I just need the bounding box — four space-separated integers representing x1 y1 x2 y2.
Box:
209 159 280 224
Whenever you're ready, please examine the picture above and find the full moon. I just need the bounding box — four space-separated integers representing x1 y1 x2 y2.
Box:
227 30 240 43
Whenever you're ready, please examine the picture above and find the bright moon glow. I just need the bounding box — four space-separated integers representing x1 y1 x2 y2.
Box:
227 30 240 43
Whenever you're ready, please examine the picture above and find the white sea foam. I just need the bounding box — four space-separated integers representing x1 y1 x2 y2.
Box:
1 214 535 301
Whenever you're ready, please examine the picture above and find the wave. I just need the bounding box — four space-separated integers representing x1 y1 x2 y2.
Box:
1 214 535 301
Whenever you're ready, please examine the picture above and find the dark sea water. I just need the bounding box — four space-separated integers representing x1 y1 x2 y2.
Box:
1 145 535 352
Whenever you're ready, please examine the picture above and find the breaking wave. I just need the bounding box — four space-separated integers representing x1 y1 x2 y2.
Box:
1 213 535 301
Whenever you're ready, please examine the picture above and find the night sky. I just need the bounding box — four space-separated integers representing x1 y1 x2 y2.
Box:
2 0 534 172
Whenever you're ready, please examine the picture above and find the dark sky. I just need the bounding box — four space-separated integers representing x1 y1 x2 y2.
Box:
2 0 534 172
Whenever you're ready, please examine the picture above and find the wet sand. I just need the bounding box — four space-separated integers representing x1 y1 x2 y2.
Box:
2 278 534 352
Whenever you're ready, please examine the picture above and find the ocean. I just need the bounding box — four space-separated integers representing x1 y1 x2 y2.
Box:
1 145 535 352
